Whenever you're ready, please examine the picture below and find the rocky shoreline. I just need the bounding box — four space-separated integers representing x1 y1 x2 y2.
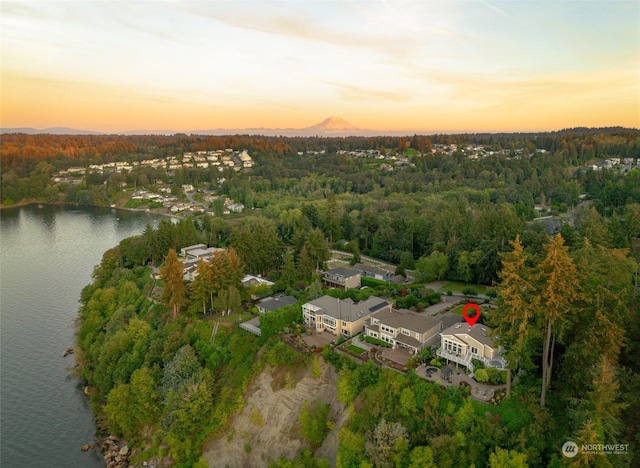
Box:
82 435 130 468
100 436 130 468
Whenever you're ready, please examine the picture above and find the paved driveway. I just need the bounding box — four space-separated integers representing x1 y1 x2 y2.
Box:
424 295 461 315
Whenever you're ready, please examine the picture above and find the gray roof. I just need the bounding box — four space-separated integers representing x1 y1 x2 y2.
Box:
440 322 496 348
390 275 406 284
324 267 360 278
182 244 207 252
257 295 298 312
306 295 390 322
353 263 389 277
394 333 423 349
370 308 440 334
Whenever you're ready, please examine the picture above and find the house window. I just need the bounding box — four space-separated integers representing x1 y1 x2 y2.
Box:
401 329 410 336
471 346 478 355
445 341 462 354
342 321 347 326
324 316 336 328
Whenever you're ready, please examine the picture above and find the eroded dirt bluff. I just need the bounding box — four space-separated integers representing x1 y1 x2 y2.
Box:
203 357 347 468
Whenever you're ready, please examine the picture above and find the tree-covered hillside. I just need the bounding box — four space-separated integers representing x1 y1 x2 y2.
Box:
40 129 639 466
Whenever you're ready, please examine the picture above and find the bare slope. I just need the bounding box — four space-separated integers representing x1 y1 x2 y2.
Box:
203 357 346 468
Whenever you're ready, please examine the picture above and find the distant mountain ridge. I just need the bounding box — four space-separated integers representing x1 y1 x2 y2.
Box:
0 117 372 137
3 121 636 137
1 127 102 135
191 116 370 136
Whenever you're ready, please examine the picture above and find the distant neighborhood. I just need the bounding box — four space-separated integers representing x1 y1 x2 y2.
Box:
51 148 254 215
55 149 254 177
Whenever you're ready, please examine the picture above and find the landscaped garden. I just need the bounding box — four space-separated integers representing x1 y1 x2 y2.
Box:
345 344 366 355
440 281 490 294
363 336 392 348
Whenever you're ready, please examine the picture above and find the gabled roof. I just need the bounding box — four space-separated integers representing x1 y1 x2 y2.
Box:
181 244 207 253
257 295 298 312
324 267 360 278
370 308 440 334
440 322 496 348
242 275 275 287
390 275 406 284
353 263 390 277
304 295 390 322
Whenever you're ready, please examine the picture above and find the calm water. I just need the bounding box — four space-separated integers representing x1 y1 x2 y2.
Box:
0 205 166 467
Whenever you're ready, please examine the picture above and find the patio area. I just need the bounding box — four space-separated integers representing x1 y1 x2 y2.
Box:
417 364 506 403
380 346 414 365
301 330 338 348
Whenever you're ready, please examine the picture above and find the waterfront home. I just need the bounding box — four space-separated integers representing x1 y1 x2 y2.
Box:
302 295 391 338
364 308 442 354
437 322 506 372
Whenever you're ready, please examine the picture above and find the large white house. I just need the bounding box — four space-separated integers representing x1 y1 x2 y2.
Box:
437 322 506 372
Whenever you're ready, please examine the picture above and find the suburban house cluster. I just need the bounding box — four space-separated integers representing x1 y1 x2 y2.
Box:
168 257 506 374
54 148 254 179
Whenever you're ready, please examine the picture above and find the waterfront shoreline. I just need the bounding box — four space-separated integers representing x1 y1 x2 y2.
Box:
0 200 183 221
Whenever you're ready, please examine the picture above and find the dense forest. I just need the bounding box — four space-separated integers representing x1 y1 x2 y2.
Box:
2 129 639 466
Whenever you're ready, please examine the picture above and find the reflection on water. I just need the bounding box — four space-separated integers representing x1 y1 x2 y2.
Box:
0 204 168 467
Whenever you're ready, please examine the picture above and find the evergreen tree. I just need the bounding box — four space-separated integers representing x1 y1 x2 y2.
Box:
229 217 283 275
160 249 187 320
227 285 241 315
491 235 540 395
303 228 331 271
280 250 297 287
536 234 582 407
222 247 244 290
213 288 229 315
323 194 342 243
307 279 323 300
298 246 316 281
190 260 212 315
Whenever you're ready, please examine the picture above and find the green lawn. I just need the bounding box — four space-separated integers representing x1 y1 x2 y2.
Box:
346 344 367 355
440 282 490 294
449 304 486 317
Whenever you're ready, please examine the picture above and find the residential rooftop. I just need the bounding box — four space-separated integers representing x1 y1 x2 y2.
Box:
441 322 496 348
306 295 389 322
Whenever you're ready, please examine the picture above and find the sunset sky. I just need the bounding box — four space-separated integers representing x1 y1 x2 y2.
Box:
1 1 639 133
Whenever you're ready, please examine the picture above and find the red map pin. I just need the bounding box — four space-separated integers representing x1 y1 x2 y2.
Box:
462 303 481 327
